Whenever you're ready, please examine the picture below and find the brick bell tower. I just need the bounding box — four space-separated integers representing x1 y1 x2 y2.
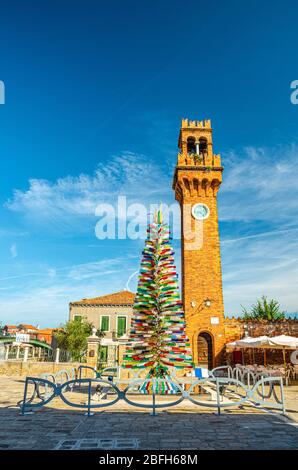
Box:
172 118 225 368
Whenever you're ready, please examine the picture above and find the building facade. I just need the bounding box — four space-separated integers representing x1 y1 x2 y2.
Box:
69 290 135 366
2 324 56 345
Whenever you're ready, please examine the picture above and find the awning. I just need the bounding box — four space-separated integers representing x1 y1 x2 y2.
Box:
226 336 270 349
267 335 298 349
226 334 298 367
226 334 298 350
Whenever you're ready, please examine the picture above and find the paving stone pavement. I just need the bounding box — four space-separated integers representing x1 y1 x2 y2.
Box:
0 376 297 450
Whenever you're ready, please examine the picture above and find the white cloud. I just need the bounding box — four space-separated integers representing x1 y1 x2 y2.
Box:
5 152 171 226
222 227 298 245
222 228 298 315
10 244 17 258
47 269 56 278
0 257 139 327
220 144 298 223
66 258 127 281
218 144 298 314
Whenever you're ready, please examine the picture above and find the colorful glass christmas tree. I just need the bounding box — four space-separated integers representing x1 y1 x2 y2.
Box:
123 207 193 388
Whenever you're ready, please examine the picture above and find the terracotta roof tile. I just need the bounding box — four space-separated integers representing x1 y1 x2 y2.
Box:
71 290 135 306
38 328 56 333
19 324 38 330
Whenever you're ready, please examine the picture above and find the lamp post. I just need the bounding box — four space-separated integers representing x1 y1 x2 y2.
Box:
189 298 212 318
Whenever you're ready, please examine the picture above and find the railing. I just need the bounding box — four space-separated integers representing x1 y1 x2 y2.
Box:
37 349 55 362
210 365 293 403
33 348 72 363
210 365 234 379
20 368 286 417
18 368 77 405
77 365 98 380
7 347 25 360
56 349 72 363
37 368 77 399
1 345 73 363
39 367 77 384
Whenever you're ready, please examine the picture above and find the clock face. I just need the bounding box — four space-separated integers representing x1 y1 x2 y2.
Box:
192 203 210 220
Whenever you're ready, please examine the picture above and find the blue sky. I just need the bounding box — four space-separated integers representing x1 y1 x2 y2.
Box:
0 0 298 327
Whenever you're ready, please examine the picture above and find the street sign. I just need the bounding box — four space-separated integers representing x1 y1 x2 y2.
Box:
15 333 30 343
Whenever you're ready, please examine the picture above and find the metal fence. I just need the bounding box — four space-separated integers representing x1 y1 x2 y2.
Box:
1 345 73 363
211 365 290 387
20 366 286 417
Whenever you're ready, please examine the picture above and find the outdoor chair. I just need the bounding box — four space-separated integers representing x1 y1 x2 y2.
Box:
292 365 298 380
284 368 291 386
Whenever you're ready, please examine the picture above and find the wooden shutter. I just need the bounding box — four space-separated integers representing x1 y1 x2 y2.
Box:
117 316 126 337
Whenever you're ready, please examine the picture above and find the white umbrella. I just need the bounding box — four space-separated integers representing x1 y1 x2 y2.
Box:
226 336 270 349
267 335 298 349
236 336 270 348
226 336 270 365
226 334 298 367
266 335 298 368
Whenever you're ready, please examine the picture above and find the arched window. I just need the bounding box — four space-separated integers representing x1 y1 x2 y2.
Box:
187 136 196 154
199 137 208 154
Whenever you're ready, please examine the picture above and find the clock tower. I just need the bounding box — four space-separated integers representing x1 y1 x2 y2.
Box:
172 119 225 367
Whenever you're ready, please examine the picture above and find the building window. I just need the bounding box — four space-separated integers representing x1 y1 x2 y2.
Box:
100 316 110 332
74 315 82 322
187 136 196 154
117 316 127 337
199 137 208 154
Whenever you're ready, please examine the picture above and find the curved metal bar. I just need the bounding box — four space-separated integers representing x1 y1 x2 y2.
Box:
19 380 40 405
254 379 274 400
210 365 233 379
20 377 57 414
54 369 74 392
40 373 56 382
122 378 185 409
271 382 283 404
58 378 121 409
186 377 251 408
77 365 98 382
69 367 76 380
242 369 256 388
38 373 57 399
233 367 244 383
251 376 283 407
35 380 51 400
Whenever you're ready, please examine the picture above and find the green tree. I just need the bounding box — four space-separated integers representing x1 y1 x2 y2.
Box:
242 296 286 321
54 318 94 361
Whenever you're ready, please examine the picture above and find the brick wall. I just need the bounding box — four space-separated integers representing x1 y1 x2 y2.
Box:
0 361 85 377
